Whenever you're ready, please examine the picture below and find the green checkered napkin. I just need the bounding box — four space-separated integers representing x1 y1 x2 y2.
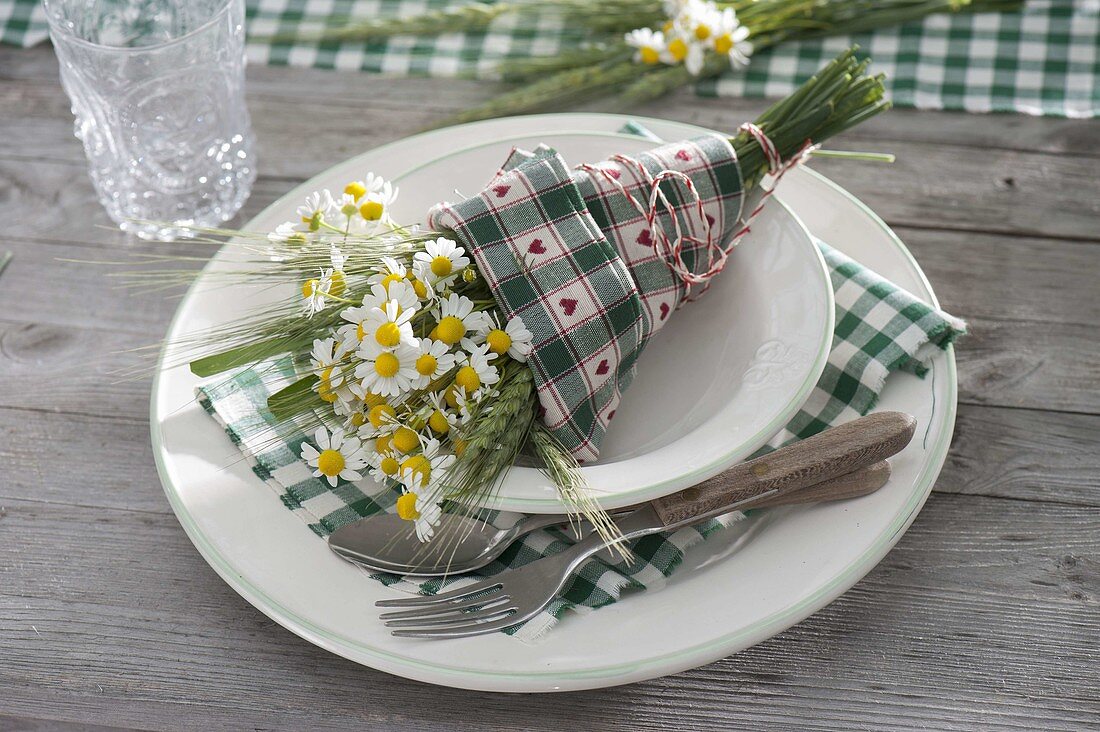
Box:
199 238 965 640
428 134 742 461
9 0 1097 117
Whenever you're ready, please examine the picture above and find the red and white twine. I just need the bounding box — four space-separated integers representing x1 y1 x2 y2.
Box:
576 125 817 300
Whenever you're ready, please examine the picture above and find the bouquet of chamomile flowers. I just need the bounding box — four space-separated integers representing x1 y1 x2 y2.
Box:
173 174 613 545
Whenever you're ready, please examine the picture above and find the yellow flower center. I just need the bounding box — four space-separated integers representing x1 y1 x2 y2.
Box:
640 46 660 64
435 315 466 345
345 181 367 200
411 278 428 299
455 365 481 393
317 379 339 403
668 37 688 62
444 384 461 410
362 391 386 409
430 255 453 277
415 353 438 376
380 455 400 476
375 434 392 453
368 404 395 429
374 322 402 348
316 449 345 477
714 33 733 54
301 279 318 298
662 20 673 33
360 200 384 221
392 426 420 454
396 492 420 521
401 455 432 486
329 270 346 298
380 272 404 291
695 23 711 40
428 409 450 434
374 352 400 378
485 329 512 356
350 412 367 428
453 437 468 457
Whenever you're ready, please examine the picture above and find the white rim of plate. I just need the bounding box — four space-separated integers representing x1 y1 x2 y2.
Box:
151 114 957 689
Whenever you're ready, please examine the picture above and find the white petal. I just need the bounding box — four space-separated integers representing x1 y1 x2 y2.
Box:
314 426 330 450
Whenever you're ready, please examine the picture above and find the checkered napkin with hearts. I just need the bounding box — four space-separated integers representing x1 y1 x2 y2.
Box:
429 134 743 461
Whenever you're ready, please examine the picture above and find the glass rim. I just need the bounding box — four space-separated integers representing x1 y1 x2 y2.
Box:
42 0 237 54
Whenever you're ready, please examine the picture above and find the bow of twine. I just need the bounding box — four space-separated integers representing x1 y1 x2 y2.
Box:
576 124 817 302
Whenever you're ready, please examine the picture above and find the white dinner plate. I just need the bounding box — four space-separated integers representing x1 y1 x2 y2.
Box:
152 114 957 692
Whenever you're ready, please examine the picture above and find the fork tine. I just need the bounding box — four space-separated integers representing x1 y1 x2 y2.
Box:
374 576 502 608
390 612 525 639
384 605 517 629
379 594 511 622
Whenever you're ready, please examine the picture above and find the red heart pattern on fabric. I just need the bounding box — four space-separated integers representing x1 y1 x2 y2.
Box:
595 359 610 375
606 168 621 179
608 410 616 421
528 238 546 254
637 229 653 246
560 298 578 316
675 149 691 161
659 302 670 320
492 185 510 198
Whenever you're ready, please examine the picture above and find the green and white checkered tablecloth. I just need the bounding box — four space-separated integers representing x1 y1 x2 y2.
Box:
8 0 1098 117
198 238 966 640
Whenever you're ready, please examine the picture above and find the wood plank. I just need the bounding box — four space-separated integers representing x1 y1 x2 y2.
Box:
0 493 1096 731
956 316 1100 414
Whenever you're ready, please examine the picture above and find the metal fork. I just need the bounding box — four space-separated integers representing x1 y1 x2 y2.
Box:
376 411 917 638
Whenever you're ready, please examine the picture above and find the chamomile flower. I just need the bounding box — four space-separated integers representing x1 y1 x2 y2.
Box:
355 341 419 397
625 27 665 65
269 221 308 245
300 426 367 487
367 256 408 292
432 293 489 346
297 190 336 232
399 437 455 492
408 337 454 389
343 172 388 202
310 337 351 389
395 486 443 542
413 237 470 292
365 279 419 314
358 180 399 228
465 312 534 362
356 300 419 353
367 447 402 483
712 8 752 68
453 343 500 395
424 391 459 435
302 268 334 316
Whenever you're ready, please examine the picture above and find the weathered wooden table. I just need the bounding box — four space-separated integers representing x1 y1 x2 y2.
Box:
1 44 1097 731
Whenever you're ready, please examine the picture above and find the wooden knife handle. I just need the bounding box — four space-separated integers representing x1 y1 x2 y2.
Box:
650 412 916 526
739 460 891 510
